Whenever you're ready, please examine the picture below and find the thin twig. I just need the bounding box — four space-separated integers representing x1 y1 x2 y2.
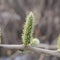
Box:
0 44 24 50
27 46 60 57
0 44 59 57
0 44 57 50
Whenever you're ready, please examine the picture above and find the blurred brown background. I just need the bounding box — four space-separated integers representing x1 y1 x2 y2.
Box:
0 0 60 60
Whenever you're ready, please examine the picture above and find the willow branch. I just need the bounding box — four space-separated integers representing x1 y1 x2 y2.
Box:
0 44 60 57
27 46 60 57
0 44 57 50
0 44 24 50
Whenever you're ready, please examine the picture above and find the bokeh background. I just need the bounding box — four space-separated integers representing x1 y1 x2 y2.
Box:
0 0 60 60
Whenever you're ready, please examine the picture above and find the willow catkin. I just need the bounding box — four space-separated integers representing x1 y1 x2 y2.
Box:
22 12 35 46
57 34 60 52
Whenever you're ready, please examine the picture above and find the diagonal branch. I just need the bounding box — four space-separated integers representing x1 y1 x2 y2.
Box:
27 46 60 57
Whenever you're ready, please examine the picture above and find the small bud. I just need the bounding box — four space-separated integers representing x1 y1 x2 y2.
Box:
30 38 40 47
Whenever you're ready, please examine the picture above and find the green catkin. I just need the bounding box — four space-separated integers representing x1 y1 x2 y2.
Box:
22 12 35 46
57 34 60 52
